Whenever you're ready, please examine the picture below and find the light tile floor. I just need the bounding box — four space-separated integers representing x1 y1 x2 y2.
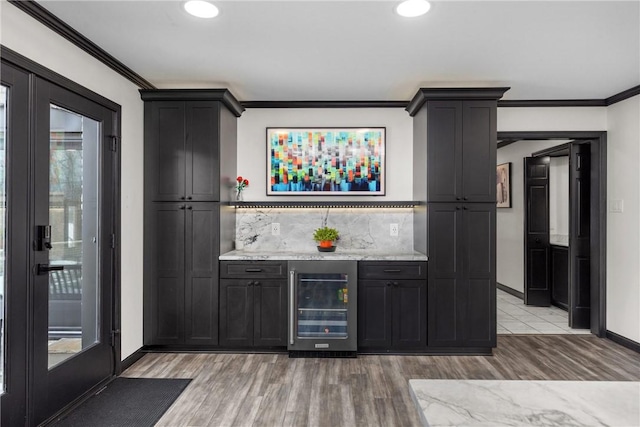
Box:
497 289 591 335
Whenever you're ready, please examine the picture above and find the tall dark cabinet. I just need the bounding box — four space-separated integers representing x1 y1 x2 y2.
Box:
142 90 243 347
409 88 508 352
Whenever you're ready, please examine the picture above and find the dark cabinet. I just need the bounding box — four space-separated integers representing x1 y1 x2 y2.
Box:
410 88 506 353
145 101 222 202
219 262 287 348
145 203 219 346
142 90 243 348
358 262 427 351
427 203 495 347
426 100 497 203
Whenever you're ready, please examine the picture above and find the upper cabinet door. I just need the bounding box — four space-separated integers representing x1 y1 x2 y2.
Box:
462 101 496 202
145 101 220 202
426 100 497 202
427 101 463 202
146 101 186 201
186 102 220 201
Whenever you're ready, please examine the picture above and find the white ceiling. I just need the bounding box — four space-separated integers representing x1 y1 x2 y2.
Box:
38 0 640 102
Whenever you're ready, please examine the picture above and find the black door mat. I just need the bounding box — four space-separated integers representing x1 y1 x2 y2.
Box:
52 377 191 427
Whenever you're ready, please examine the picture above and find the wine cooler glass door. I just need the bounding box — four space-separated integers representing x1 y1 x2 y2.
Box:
297 273 349 339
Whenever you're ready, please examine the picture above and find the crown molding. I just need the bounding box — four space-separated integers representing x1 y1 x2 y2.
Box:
139 89 245 117
7 0 155 90
406 87 511 116
605 85 640 106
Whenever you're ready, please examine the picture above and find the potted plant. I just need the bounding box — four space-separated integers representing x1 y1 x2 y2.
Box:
313 226 339 251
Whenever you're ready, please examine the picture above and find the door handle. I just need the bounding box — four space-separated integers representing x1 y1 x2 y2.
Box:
289 270 295 345
37 264 64 275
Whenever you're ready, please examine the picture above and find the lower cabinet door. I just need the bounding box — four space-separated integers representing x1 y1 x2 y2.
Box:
220 279 253 347
185 203 219 345
358 280 392 349
392 280 427 349
253 280 287 347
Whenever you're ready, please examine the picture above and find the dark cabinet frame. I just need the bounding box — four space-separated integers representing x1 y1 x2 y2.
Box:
358 262 427 352
219 261 288 348
145 202 220 346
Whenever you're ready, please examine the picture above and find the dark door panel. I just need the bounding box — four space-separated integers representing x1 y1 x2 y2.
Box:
393 280 427 348
524 156 551 306
427 101 462 202
220 280 252 347
185 204 219 345
186 102 220 201
357 280 392 349
0 62 30 427
462 101 496 202
148 204 185 344
32 77 116 425
146 102 185 201
253 279 287 347
570 143 591 329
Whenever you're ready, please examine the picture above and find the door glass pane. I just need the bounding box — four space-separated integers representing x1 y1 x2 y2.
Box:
0 86 7 391
48 104 100 369
296 273 349 338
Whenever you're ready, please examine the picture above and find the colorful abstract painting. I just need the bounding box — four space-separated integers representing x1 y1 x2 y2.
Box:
267 128 385 195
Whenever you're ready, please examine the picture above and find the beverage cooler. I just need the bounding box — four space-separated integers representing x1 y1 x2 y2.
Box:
288 260 357 354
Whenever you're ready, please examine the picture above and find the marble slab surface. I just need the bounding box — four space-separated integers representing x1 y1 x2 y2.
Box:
409 379 639 427
219 250 428 261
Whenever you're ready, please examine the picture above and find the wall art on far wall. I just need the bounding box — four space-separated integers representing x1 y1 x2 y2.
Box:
267 127 385 195
497 162 511 208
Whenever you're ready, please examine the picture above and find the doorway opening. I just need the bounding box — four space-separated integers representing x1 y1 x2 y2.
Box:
496 131 606 337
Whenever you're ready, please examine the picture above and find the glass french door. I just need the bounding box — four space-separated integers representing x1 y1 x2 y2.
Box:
296 273 350 338
31 77 116 425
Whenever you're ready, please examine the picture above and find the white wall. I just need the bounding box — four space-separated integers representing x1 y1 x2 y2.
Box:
498 107 607 132
236 108 413 201
1 1 145 359
496 140 571 293
605 95 640 343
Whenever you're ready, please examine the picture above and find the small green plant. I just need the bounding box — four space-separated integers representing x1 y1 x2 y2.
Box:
313 226 339 242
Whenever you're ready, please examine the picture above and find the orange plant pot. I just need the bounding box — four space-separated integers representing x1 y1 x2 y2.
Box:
319 240 333 248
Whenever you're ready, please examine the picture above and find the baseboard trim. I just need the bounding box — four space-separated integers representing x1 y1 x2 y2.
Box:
606 331 640 353
497 282 524 299
121 348 146 372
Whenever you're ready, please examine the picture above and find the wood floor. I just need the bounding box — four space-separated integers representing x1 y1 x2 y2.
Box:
122 335 640 427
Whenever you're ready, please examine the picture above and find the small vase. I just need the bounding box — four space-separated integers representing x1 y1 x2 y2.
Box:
319 240 333 248
236 189 243 201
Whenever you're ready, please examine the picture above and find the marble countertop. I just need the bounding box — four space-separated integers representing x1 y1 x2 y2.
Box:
219 249 428 261
409 379 639 427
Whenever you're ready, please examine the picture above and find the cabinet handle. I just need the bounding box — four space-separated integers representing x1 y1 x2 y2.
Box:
245 268 263 273
455 206 460 210
248 281 254 286
180 196 185 200
383 269 401 273
463 207 468 210
187 196 192 200
456 197 461 201
463 197 468 201
179 205 186 210
386 282 392 287
187 206 192 210
393 282 400 287
254 281 260 286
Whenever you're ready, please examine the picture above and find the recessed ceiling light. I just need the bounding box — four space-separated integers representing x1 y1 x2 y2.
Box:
184 1 219 19
396 0 431 18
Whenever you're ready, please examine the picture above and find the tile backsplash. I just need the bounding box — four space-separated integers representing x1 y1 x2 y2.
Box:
235 208 414 253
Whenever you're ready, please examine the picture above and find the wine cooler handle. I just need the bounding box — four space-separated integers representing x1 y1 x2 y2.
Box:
289 270 295 345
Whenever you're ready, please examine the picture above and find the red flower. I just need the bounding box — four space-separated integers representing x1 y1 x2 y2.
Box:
236 176 243 183
243 179 249 186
